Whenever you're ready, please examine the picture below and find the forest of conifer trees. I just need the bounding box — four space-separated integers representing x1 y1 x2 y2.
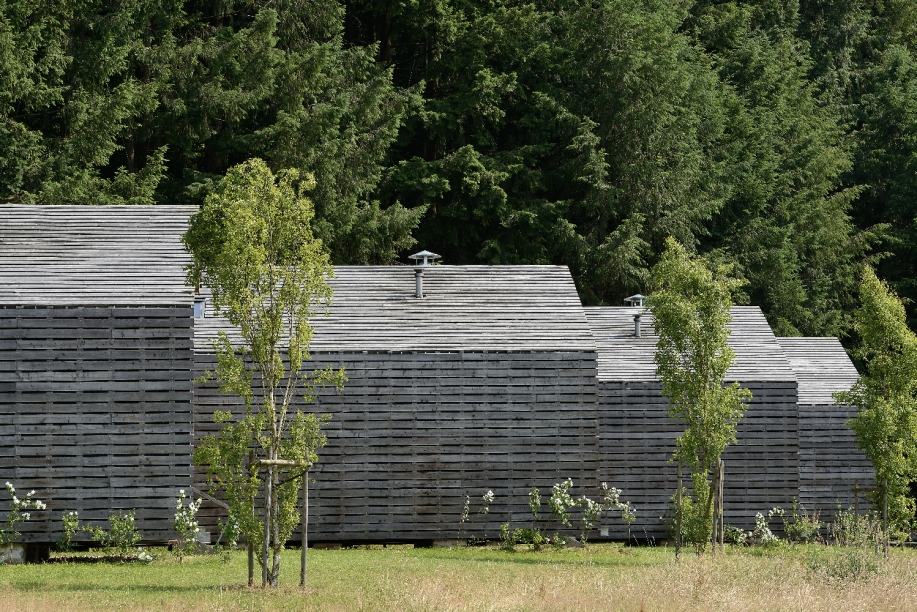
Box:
1 0 916 335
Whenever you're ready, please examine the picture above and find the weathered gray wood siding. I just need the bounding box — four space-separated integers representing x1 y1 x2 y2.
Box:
0 305 194 543
0 205 197 544
777 338 873 519
597 381 798 539
192 265 601 542
586 307 800 539
193 350 599 542
797 404 873 518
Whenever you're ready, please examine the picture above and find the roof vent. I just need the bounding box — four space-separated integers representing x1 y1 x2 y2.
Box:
409 250 441 266
624 294 645 337
409 250 441 299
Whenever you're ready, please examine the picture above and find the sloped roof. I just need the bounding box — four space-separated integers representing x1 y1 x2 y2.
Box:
776 337 859 405
0 205 196 306
584 306 796 383
195 266 596 352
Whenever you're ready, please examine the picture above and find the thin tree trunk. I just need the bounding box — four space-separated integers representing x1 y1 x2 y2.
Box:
711 465 719 557
262 452 273 587
718 459 725 552
271 467 281 587
676 460 682 560
883 478 889 559
248 450 255 587
704 465 716 549
301 469 309 588
854 479 860 540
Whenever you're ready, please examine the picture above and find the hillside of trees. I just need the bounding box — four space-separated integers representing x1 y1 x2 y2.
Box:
2 0 916 335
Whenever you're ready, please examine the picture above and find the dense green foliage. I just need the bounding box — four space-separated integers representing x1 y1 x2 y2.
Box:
2 0 916 333
183 159 345 586
0 0 423 263
835 267 917 535
650 237 751 551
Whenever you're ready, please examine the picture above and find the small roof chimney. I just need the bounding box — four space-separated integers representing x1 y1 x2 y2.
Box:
409 250 441 298
625 294 645 337
409 250 441 266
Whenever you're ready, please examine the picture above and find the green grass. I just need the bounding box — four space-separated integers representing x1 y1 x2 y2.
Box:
2 544 917 611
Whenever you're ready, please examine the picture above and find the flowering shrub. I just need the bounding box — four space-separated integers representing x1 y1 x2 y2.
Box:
528 488 541 522
507 480 636 548
1 483 46 556
476 480 634 550
173 490 203 561
137 549 154 564
57 511 80 552
725 525 748 545
601 484 622 507
458 490 495 542
753 512 778 544
579 496 603 541
753 507 784 545
601 482 637 540
727 507 784 546
783 499 823 543
108 510 143 557
549 479 576 527
79 510 142 557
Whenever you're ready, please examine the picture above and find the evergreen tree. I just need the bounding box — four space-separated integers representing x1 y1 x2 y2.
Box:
0 0 421 264
3 0 916 335
836 266 917 536
690 0 871 336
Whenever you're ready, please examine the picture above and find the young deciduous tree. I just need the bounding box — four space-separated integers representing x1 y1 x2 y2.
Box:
650 237 751 553
184 158 345 587
835 266 917 536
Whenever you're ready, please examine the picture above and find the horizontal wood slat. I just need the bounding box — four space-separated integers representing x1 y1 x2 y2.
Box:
0 306 193 543
596 381 799 539
193 350 601 542
0 208 870 545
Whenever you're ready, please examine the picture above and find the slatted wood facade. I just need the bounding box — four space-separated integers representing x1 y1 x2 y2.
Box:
193 267 601 542
586 307 800 539
1 206 871 545
0 206 197 543
777 338 873 519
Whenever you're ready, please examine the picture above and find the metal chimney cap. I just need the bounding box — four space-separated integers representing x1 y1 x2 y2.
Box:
409 250 442 266
624 294 646 307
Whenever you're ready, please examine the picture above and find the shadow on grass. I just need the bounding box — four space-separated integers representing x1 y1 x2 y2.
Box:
7 580 232 595
415 547 667 570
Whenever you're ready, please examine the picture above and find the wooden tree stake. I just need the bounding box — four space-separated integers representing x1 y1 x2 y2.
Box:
301 469 310 588
676 460 682 560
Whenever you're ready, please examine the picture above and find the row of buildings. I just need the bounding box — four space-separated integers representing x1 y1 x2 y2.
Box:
0 206 872 544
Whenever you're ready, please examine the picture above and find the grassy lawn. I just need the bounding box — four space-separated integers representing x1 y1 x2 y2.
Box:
2 543 916 611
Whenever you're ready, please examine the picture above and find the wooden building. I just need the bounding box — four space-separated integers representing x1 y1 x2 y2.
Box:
777 338 874 517
0 206 871 545
193 266 601 542
0 205 197 543
585 306 802 540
